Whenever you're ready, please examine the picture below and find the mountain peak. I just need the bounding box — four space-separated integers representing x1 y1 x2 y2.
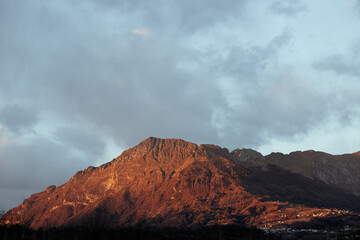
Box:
121 137 198 162
1 137 360 230
230 148 264 163
133 137 198 151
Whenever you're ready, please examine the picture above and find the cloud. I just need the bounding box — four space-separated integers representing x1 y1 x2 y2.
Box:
89 0 249 34
131 28 151 37
0 133 91 210
54 127 106 158
269 0 306 17
353 0 360 16
0 188 35 213
0 0 225 149
221 29 292 81
313 54 360 77
311 45 360 117
0 125 11 146
0 105 38 134
200 29 355 150
0 0 352 153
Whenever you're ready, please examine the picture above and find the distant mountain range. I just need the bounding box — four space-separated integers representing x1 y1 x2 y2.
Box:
1 137 360 230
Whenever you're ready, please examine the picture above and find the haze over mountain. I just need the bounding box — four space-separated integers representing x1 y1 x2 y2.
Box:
1 137 360 230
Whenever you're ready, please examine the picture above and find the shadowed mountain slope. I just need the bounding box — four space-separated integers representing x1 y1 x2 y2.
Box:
234 149 360 196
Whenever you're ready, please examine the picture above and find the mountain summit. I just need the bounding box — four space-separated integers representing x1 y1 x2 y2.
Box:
1 137 360 229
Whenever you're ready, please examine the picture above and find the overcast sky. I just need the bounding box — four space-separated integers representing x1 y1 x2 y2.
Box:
1 0 360 210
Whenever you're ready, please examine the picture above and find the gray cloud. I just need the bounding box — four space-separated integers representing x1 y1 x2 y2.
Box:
0 0 353 152
90 0 249 34
0 188 34 214
356 0 360 16
221 29 292 81
313 54 360 77
206 30 333 147
0 105 38 134
54 127 106 158
269 0 306 17
0 134 90 210
0 137 87 189
0 0 227 148
312 46 360 115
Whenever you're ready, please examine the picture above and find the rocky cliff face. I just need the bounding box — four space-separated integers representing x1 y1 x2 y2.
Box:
1 137 360 229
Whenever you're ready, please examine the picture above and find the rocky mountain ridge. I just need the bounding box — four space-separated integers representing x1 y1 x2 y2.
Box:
238 149 360 196
1 137 360 229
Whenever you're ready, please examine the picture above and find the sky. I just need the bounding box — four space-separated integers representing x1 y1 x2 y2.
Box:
1 0 360 210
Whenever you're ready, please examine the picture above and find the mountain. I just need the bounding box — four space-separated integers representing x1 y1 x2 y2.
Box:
1 137 360 230
236 149 360 196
